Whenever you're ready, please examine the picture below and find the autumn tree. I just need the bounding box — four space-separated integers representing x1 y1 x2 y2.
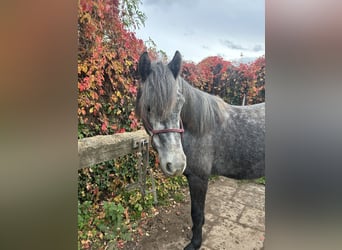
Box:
182 56 265 105
78 0 146 138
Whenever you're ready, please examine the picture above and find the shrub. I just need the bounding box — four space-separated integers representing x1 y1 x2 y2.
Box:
182 56 265 105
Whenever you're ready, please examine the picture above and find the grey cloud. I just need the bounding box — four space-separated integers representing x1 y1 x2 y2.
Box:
183 30 195 37
252 44 264 52
221 40 247 51
221 40 264 53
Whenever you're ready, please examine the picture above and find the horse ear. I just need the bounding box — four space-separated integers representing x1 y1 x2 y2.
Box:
138 52 151 81
168 51 182 79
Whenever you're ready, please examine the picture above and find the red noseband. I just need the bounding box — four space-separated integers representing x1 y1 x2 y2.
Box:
143 118 184 138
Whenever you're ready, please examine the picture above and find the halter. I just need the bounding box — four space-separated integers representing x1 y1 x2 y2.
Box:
143 117 184 139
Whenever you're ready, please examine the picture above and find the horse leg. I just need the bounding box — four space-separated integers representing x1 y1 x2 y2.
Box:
184 173 208 250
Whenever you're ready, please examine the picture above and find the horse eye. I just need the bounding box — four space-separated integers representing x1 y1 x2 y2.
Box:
147 106 151 112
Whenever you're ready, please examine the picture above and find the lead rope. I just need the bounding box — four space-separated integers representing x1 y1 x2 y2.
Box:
137 140 144 198
142 139 158 204
135 139 158 204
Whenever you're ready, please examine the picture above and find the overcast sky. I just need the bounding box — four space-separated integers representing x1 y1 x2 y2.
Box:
134 0 265 63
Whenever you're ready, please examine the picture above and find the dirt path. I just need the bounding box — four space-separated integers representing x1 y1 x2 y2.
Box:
122 177 265 250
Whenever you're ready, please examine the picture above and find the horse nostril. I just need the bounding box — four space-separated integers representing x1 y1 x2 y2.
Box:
166 162 172 173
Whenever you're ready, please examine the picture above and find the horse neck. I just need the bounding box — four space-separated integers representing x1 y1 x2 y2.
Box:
179 78 225 135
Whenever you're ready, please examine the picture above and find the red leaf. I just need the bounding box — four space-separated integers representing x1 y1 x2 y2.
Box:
117 128 125 133
101 122 108 132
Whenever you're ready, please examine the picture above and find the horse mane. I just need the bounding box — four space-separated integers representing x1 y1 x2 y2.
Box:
136 61 178 120
180 78 227 135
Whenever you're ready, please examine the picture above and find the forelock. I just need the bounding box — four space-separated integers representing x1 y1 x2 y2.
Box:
137 61 178 120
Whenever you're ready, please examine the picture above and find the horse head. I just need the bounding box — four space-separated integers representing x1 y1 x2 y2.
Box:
136 51 187 177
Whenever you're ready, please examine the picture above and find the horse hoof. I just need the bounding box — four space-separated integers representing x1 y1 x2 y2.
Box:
184 242 199 250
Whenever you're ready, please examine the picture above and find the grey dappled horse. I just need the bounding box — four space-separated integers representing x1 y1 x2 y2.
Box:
136 51 265 250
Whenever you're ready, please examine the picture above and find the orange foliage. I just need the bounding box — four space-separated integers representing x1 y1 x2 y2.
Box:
182 56 265 105
78 0 145 138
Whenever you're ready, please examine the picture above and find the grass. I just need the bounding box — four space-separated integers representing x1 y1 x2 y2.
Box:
237 176 265 185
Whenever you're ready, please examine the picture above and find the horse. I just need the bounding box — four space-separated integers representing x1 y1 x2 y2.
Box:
136 51 265 250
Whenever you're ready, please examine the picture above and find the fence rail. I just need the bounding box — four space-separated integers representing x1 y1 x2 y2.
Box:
78 130 150 169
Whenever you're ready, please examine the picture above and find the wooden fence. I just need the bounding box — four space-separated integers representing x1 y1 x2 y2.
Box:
78 130 150 169
78 129 158 203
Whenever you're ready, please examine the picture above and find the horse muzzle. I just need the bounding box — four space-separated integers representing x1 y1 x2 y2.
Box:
159 152 187 177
